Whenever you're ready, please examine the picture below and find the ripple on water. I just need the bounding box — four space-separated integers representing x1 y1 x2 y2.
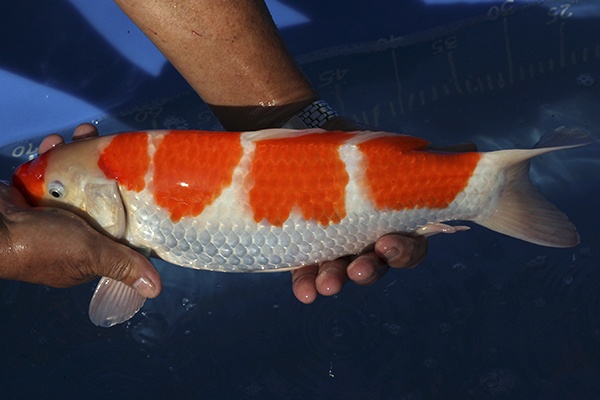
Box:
128 313 170 347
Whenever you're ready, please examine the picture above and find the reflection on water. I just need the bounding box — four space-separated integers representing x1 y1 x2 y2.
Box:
1 0 600 399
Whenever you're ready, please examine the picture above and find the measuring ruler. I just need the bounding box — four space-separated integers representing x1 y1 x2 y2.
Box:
299 0 600 140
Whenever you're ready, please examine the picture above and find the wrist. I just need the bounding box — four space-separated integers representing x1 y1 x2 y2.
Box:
280 100 340 129
208 95 320 131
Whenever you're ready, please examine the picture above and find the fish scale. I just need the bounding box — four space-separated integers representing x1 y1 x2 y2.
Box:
12 127 590 326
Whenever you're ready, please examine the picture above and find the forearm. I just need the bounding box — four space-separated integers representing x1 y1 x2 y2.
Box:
114 0 318 129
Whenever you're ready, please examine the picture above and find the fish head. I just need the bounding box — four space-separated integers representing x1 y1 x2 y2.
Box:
12 138 127 239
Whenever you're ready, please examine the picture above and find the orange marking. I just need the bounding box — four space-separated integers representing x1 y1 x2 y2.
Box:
358 135 482 210
153 131 243 222
98 132 150 192
12 152 50 205
248 131 354 226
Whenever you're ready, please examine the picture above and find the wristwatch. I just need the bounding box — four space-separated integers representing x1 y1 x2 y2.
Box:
281 100 339 129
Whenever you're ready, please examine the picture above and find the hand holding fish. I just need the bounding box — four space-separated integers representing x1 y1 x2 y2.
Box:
0 126 162 298
290 115 428 304
290 234 427 303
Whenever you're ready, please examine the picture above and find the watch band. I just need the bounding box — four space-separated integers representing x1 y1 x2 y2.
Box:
281 100 339 129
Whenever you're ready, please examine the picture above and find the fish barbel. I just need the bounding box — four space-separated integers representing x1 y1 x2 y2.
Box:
12 127 592 326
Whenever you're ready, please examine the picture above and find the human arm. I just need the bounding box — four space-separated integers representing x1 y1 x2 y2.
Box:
113 0 318 130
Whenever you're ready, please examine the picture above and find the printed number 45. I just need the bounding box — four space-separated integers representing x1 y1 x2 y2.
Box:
319 69 349 87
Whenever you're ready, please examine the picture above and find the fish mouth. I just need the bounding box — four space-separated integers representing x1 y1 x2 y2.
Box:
12 164 42 206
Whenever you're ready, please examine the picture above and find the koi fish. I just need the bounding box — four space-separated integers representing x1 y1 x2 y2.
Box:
12 127 591 327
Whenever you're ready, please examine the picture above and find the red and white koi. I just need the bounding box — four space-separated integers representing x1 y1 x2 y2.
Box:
12 127 591 326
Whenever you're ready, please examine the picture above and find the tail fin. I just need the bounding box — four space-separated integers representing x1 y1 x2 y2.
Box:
475 127 593 248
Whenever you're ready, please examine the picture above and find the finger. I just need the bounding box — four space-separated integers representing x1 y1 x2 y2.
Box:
105 249 162 299
347 252 389 285
38 134 65 154
72 123 99 140
374 234 428 269
315 257 350 296
1 182 31 208
291 264 319 304
93 234 162 298
2 201 162 296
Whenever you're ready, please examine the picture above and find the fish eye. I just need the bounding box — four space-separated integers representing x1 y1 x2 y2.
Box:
48 181 65 199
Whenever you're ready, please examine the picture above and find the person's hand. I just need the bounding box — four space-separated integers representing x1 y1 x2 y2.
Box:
291 235 427 303
290 115 429 303
1 124 161 298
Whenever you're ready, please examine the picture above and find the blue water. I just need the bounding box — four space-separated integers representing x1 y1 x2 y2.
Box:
1 1 600 399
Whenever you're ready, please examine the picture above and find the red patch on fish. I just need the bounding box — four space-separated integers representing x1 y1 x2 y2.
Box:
98 132 150 192
358 135 481 209
248 131 354 226
153 131 244 222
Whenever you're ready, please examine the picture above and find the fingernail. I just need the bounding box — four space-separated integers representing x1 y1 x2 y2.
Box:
382 247 399 263
133 276 156 298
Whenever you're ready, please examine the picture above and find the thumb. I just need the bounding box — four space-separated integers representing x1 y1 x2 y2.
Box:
95 239 163 299
88 238 162 327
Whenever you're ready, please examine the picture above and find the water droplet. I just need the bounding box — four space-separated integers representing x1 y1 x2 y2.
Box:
332 326 344 339
383 322 402 335
328 353 336 378
480 368 517 396
129 313 169 346
563 274 573 285
181 297 196 311
575 247 593 259
452 262 467 271
328 362 335 378
526 255 546 267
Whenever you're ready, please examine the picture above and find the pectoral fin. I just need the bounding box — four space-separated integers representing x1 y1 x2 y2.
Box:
88 277 146 327
85 181 126 239
415 222 471 237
